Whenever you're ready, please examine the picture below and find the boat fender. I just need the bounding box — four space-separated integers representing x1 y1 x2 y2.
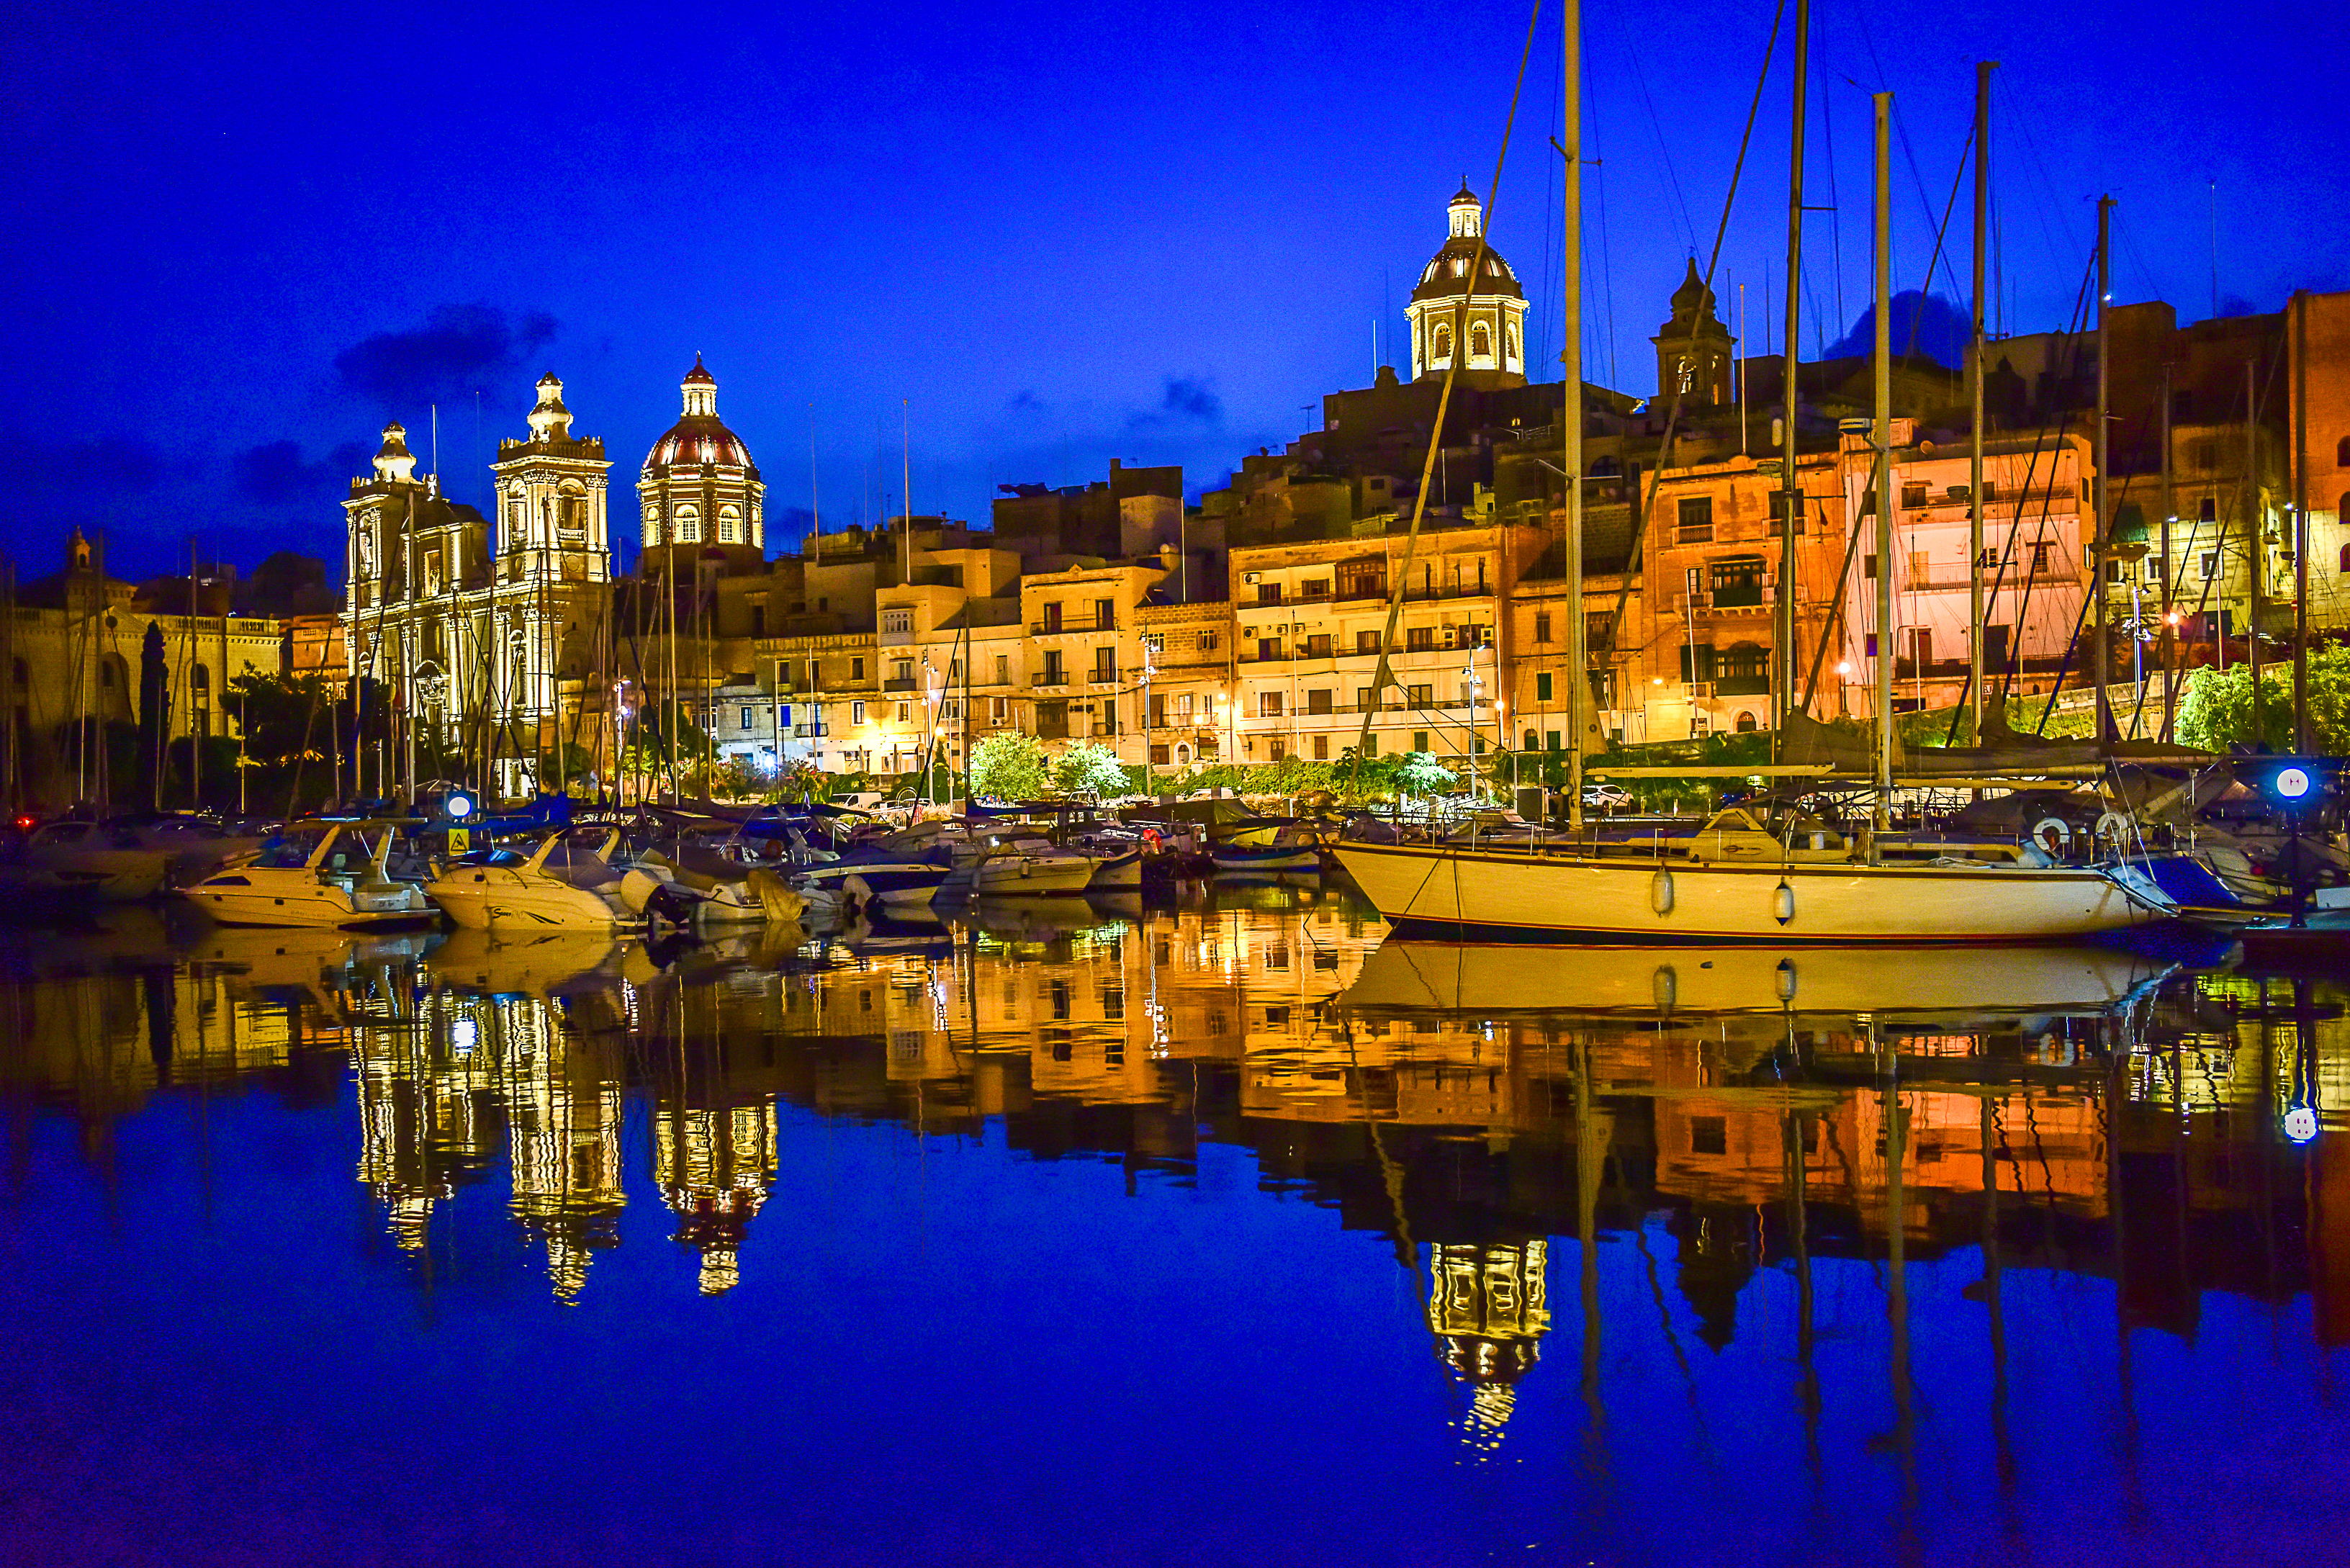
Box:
1775 957 1798 1002
2031 816 2073 857
1773 878 1796 927
1650 868 1675 916
2094 811 2131 849
1652 964 1676 1011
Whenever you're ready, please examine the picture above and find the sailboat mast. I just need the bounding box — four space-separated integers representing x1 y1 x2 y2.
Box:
1777 0 1808 740
1968 62 1994 744
1872 92 1894 831
1562 0 1588 832
2093 196 2115 742
2294 289 2310 755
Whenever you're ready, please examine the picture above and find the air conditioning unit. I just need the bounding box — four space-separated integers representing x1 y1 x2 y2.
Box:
1243 572 1261 585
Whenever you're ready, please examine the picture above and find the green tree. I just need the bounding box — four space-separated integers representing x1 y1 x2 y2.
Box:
1397 751 1457 796
1053 738 1128 798
970 731 1050 801
2177 647 2350 754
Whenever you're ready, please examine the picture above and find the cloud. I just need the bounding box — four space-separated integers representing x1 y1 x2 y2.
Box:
233 438 372 505
6 433 166 500
1126 375 1223 432
334 304 559 410
1824 291 1966 369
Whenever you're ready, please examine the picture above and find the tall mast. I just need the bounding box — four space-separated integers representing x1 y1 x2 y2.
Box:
2246 357 2261 743
1776 0 1809 739
1968 62 1994 744
2093 196 2114 744
2159 361 2175 741
1562 0 1588 832
1872 92 1894 832
2294 290 2310 755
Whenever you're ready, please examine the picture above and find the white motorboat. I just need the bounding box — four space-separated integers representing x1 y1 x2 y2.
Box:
183 822 432 929
0 820 171 902
963 830 1099 896
426 828 639 933
122 814 271 887
791 851 951 916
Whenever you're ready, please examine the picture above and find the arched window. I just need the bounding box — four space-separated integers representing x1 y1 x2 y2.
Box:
1433 323 1452 364
1735 711 1758 733
718 505 742 544
2339 540 2350 574
1471 321 1491 359
192 664 209 693
1505 322 1519 364
2336 435 2350 467
675 505 701 543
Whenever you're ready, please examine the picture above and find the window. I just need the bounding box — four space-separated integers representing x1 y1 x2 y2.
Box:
1691 1117 1727 1155
1675 496 1714 543
1534 612 1552 643
1406 626 1433 652
1709 555 1766 608
851 657 864 680
994 654 1009 684
1356 629 1381 655
1864 554 1878 580
1040 601 1063 633
2200 551 2220 579
2338 436 2350 468
1257 636 1282 662
1150 744 1170 765
2030 542 2052 574
1768 490 1806 534
1093 646 1115 682
1041 650 1065 684
1680 644 1717 683
1307 689 1333 715
1536 672 1554 702
1312 734 1329 760
1433 322 1452 362
1471 321 1491 359
896 702 909 723
1901 480 1929 507
893 659 914 682
1718 641 1770 695
1524 729 1539 752
2199 496 2218 523
1361 734 1377 757
1337 558 1385 599
740 706 754 730
1356 686 1376 710
1304 634 1333 659
1268 737 1286 762
1257 582 1283 604
1259 691 1283 718
1405 683 1432 708
1547 731 1562 752
851 700 867 726
1198 631 1220 654
1302 578 1331 600
881 607 911 634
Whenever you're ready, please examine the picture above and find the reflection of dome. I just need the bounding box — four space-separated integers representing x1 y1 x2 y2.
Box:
1426 1240 1551 1456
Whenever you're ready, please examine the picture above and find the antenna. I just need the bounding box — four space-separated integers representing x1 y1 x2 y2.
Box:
2207 179 2220 320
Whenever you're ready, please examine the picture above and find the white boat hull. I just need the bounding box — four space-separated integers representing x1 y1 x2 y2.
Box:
189 880 430 929
1333 842 2162 943
969 855 1097 896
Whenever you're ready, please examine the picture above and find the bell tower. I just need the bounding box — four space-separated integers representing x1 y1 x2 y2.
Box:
1651 259 1735 406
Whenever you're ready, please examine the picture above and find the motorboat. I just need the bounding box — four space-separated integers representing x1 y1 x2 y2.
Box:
117 813 272 887
1210 840 1322 873
622 850 804 928
426 828 639 933
421 846 529 930
0 819 171 903
183 822 433 929
961 829 1099 896
791 848 953 918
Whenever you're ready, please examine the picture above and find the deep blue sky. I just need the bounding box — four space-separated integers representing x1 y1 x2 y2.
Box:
6 0 2341 582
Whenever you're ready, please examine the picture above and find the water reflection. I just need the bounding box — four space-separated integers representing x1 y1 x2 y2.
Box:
1 890 2345 1562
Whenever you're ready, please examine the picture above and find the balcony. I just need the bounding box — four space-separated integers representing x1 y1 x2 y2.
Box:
1030 613 1115 635
882 677 918 693
791 724 829 738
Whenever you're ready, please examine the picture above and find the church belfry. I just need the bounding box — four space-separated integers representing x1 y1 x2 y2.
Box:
1651 259 1735 406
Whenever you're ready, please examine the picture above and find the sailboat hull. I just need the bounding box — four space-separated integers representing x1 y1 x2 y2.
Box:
1333 841 2161 944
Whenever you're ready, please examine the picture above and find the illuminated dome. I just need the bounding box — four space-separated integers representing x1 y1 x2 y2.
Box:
1403 186 1528 386
644 354 755 470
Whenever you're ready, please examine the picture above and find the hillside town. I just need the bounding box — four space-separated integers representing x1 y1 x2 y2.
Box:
9 184 2347 809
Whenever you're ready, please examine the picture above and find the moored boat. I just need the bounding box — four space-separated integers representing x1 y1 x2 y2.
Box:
184 822 433 929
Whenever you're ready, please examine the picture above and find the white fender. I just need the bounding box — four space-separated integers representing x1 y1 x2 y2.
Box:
1650 868 1675 916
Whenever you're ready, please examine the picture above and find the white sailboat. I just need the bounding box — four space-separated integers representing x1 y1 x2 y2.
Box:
1333 16 2177 945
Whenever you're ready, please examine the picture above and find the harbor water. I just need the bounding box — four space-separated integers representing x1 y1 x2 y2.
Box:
1 886 2346 1566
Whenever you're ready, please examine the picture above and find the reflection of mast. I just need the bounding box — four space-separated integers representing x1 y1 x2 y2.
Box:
1784 1104 1819 1496
1981 1091 2015 1510
1575 1035 1609 1493
1881 1027 1919 1552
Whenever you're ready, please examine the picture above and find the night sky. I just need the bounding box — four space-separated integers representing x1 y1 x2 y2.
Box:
6 0 2341 583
